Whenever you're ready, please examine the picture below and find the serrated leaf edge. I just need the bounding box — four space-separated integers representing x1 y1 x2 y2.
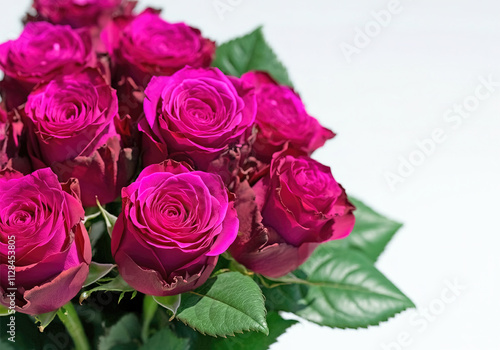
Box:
175 289 269 338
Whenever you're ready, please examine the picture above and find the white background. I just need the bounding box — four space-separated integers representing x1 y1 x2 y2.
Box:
2 1 500 349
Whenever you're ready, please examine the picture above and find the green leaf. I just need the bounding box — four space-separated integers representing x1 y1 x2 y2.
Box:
88 219 107 249
98 314 141 350
292 246 414 328
83 263 116 287
176 272 268 337
196 312 297 350
0 338 15 350
83 211 102 224
228 259 251 275
0 312 66 349
0 304 9 316
153 295 181 319
117 292 125 304
96 198 118 237
80 274 134 304
140 327 190 350
34 309 58 332
213 27 293 86
260 276 309 314
328 197 403 261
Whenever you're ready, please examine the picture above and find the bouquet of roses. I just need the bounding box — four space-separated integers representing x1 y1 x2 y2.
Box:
0 1 414 349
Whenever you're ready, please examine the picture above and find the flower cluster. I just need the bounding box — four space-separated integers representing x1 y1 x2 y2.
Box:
0 0 355 314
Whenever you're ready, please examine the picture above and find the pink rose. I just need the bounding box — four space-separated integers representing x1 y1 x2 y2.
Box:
0 168 91 315
111 160 239 296
24 68 136 207
0 21 96 109
102 9 215 87
0 21 95 84
140 66 256 170
33 0 127 28
241 71 335 160
229 146 355 277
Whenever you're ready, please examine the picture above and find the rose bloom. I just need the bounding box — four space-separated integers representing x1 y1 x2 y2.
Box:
0 21 96 110
111 160 238 296
229 146 355 277
24 68 136 207
0 168 91 315
102 9 215 86
33 0 126 28
140 66 256 170
241 71 335 160
0 21 95 84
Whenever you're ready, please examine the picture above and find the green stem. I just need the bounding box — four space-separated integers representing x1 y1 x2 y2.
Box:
141 295 158 344
57 302 91 350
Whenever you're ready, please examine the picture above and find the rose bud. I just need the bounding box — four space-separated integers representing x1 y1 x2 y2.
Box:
241 71 335 160
101 9 215 87
111 160 239 296
0 168 91 315
32 0 129 28
0 21 96 110
23 68 136 207
229 146 355 277
140 66 256 170
0 22 95 84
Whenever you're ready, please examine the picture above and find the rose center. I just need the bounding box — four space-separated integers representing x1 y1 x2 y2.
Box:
9 209 34 226
166 208 179 217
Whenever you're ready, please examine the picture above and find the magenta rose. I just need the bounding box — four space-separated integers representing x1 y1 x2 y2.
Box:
0 168 91 315
24 68 136 207
229 146 355 277
102 9 215 87
111 160 239 296
140 66 256 170
33 0 127 28
241 71 335 160
0 21 95 84
0 21 96 110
